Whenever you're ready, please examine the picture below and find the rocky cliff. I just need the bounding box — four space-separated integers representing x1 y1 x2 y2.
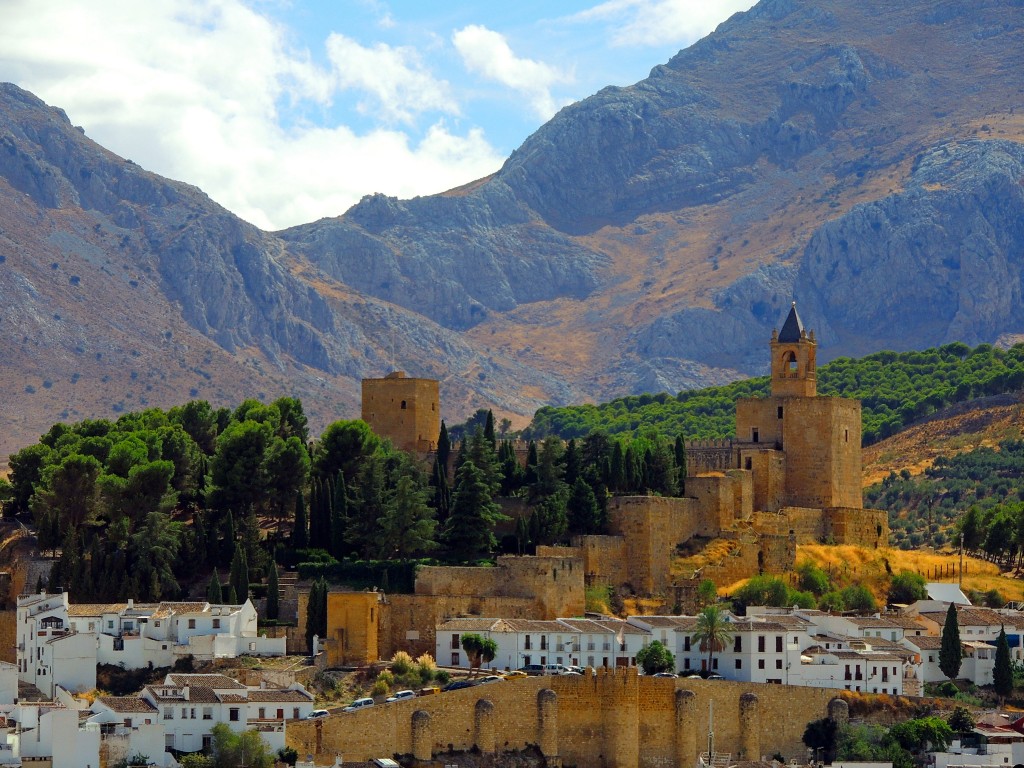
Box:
1 0 1023 458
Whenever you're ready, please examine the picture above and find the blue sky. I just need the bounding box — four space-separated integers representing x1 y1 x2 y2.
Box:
0 0 754 230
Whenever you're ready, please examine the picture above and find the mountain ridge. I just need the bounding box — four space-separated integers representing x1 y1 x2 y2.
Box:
2 0 1024 460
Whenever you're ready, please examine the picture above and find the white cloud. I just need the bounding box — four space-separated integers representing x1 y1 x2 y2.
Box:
0 0 501 230
452 25 573 120
325 33 457 124
570 0 755 47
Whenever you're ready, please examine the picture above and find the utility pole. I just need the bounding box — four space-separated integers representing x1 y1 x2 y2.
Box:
959 532 964 588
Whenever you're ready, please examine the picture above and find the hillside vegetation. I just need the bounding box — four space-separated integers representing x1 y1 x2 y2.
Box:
526 343 1024 445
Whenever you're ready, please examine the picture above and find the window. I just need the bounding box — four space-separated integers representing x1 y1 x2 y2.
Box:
258 708 266 719
844 429 849 443
451 634 460 650
758 636 765 652
451 653 460 666
745 457 752 470
400 400 407 409
203 736 213 751
752 428 759 443
587 656 595 667
735 659 742 669
203 707 212 720
181 707 187 719
164 708 173 720
712 659 718 670
758 659 765 669
541 636 548 650
777 406 784 419
213 619 220 629
775 659 782 670
523 655 531 665
684 659 690 670
229 708 240 722
525 635 532 650
775 636 783 652
108 620 114 629
291 708 298 720
188 619 196 629
155 621 161 627
684 636 691 652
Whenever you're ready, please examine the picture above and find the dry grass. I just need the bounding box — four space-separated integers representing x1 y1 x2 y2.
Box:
671 538 738 578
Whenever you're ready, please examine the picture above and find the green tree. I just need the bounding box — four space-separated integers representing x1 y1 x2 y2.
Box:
329 474 348 559
460 633 498 678
443 459 506 559
567 477 601 535
887 570 927 605
840 584 878 613
314 419 380 483
208 569 223 603
994 625 1013 702
266 561 280 620
803 717 839 764
32 452 102 535
697 578 717 608
693 604 731 674
229 543 249 603
939 603 962 681
378 472 436 560
209 723 274 768
796 562 831 596
264 436 310 530
8 443 53 515
292 490 308 549
674 434 687 495
949 706 974 734
305 577 328 652
208 420 273 515
888 716 952 753
636 640 675 675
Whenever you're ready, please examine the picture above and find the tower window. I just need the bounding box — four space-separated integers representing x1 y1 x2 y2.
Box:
777 406 783 419
752 428 759 443
400 400 407 409
782 350 797 373
844 429 849 442
745 457 752 470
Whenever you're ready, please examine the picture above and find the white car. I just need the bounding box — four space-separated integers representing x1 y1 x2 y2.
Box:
342 697 375 712
306 709 330 719
476 675 504 684
385 690 415 702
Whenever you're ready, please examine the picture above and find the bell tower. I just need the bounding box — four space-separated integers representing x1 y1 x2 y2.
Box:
770 302 816 398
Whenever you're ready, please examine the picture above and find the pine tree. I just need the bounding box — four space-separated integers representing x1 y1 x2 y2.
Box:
994 625 1013 702
939 603 962 680
292 490 308 549
379 473 437 560
567 477 600 535
229 544 249 603
207 569 223 603
443 459 506 559
347 454 387 559
266 561 280 621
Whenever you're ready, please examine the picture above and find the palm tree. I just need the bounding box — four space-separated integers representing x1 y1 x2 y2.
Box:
693 605 731 674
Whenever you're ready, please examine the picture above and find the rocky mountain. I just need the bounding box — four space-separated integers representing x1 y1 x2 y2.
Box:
2 0 1024 459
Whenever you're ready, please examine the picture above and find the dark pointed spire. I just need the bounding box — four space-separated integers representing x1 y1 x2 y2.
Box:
777 302 804 343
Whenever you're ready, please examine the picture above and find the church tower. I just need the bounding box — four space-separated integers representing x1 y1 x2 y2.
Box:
770 302 817 398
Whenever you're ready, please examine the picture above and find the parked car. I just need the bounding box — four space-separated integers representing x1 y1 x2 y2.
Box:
306 709 330 719
704 673 725 680
652 672 677 678
557 668 582 676
518 664 546 675
502 670 528 678
477 675 504 684
343 697 375 712
441 680 477 692
416 686 441 696
385 690 415 702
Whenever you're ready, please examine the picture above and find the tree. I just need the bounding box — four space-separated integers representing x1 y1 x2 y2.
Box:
949 705 974 734
887 570 927 605
207 570 223 603
329 473 348 559
636 640 675 674
567 477 601 535
209 723 274 768
207 420 273 516
305 577 328 652
803 717 839 764
378 472 436 560
443 459 506 559
840 584 878 613
229 544 249 603
314 419 380 483
674 434 687 495
266 561 280 620
939 604 962 681
697 579 718 608
994 625 1013 702
292 490 308 549
693 604 731 674
796 562 831 596
460 633 497 678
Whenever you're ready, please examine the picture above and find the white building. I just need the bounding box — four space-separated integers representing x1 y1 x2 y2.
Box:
16 592 97 698
87 697 169 768
6 701 101 768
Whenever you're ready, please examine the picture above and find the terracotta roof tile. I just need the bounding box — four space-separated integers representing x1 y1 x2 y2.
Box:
97 696 158 713
248 689 314 703
167 674 245 689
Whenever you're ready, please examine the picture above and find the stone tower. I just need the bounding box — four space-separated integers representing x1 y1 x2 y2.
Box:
361 371 440 453
735 304 862 511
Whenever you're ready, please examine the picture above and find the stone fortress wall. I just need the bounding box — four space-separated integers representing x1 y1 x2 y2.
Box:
289 667 850 768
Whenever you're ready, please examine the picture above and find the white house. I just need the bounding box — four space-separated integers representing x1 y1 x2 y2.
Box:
16 592 97 698
6 701 101 768
139 673 314 754
87 697 169 768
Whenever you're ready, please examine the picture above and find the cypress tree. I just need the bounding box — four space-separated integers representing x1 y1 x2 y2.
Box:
994 625 1013 701
674 434 687 495
524 441 538 485
292 490 308 549
266 561 280 621
939 603 962 680
483 410 496 450
207 569 223 603
220 512 236 564
229 544 249 603
437 421 451 473
305 577 328 652
564 439 580 486
330 474 348 559
224 584 237 605
430 457 452 524
609 442 626 493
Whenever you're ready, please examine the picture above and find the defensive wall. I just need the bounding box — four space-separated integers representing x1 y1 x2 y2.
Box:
753 507 888 547
288 667 848 768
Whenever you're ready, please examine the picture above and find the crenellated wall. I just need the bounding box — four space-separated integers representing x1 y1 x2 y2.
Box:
288 668 847 767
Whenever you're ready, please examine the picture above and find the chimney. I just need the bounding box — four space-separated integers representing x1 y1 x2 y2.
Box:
127 599 134 609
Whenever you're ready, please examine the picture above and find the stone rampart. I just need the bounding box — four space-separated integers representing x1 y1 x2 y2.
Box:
288 667 847 767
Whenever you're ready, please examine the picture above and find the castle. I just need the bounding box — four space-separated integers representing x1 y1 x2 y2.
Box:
325 306 888 663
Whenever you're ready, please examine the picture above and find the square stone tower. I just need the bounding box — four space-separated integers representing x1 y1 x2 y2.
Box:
735 304 863 511
361 371 440 453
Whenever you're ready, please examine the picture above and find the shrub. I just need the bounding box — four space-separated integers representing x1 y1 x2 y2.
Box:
370 679 389 697
435 670 451 685
390 651 414 675
376 670 394 687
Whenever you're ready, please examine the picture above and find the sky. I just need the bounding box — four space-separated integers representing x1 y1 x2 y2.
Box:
0 0 755 231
